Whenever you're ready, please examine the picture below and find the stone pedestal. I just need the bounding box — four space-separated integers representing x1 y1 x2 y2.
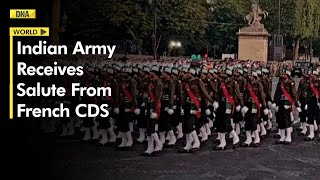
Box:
237 25 269 61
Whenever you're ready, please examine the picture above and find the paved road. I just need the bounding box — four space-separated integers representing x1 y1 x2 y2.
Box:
13 77 320 180
28 127 320 180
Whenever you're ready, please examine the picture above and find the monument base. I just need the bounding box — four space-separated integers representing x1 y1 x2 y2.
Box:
237 24 269 61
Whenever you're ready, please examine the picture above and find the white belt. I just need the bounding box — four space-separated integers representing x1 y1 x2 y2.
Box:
164 107 168 111
173 105 177 110
125 108 132 112
190 109 201 114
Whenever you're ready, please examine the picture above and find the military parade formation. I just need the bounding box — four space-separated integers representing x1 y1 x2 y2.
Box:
40 57 320 156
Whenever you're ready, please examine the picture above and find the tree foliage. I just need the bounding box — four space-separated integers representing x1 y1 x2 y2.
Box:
63 0 320 57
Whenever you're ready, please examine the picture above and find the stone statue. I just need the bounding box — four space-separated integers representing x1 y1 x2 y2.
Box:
245 1 268 27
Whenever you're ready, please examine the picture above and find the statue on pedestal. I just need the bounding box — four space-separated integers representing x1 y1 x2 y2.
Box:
245 0 268 27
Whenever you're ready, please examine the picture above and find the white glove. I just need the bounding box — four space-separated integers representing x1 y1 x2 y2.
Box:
181 109 184 116
236 105 241 112
296 107 302 113
305 104 308 110
167 109 174 115
275 106 279 112
241 106 249 114
271 103 277 109
150 112 158 119
263 109 269 115
297 101 301 107
318 103 320 108
213 101 219 110
205 109 211 116
113 108 119 114
141 103 145 107
134 108 140 115
268 110 273 119
284 105 291 109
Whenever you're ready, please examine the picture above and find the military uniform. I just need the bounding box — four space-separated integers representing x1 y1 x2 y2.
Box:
214 68 242 150
96 67 117 146
116 67 138 150
304 71 320 141
297 74 309 136
179 68 213 153
241 71 267 147
274 70 298 144
142 66 163 156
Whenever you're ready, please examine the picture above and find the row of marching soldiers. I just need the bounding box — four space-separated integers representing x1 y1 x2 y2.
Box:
55 60 320 156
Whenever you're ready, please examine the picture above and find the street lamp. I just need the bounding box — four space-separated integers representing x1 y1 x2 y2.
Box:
169 41 182 48
176 41 182 48
169 41 182 56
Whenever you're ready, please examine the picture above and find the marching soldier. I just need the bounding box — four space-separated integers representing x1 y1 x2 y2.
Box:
159 66 177 147
115 67 140 150
80 68 100 142
261 67 273 132
304 70 320 141
241 70 268 147
170 67 184 139
141 65 163 156
214 67 242 150
179 66 213 153
96 66 117 146
135 65 150 143
273 69 300 144
296 73 310 136
232 67 246 136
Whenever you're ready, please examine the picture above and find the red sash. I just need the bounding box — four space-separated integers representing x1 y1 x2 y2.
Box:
148 83 161 119
122 83 134 112
247 83 260 115
310 82 319 98
280 82 294 110
221 82 235 113
122 83 133 102
185 83 201 118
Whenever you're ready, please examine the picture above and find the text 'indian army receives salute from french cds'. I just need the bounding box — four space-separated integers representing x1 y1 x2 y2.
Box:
38 57 320 156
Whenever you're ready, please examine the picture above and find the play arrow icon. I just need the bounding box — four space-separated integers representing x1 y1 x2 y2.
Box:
40 29 46 35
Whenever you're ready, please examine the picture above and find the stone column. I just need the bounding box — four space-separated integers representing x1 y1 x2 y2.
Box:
237 25 270 61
